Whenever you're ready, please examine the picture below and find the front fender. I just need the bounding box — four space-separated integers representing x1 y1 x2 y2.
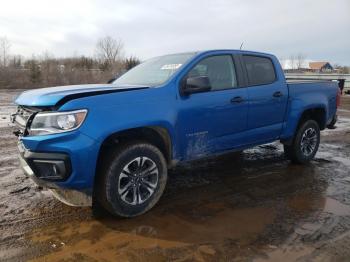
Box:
58 85 178 156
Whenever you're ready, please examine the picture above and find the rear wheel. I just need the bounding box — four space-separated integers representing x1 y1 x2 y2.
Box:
284 120 320 164
96 142 167 217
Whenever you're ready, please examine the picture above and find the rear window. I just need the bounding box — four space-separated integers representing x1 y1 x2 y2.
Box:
243 55 276 86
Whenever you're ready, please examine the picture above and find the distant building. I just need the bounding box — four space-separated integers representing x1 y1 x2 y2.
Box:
308 62 333 73
280 59 334 73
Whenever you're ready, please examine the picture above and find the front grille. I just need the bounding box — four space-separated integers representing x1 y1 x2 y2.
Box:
11 106 38 136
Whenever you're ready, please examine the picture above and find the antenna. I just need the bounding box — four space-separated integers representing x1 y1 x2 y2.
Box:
240 42 244 50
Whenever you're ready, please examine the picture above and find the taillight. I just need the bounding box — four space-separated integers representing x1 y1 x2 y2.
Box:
336 88 341 108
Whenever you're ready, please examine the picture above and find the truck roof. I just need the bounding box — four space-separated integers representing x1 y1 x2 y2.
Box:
197 49 275 57
159 49 275 59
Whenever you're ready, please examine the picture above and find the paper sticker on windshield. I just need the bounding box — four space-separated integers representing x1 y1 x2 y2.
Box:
161 64 182 70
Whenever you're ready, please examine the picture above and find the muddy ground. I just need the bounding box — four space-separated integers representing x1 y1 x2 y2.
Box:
1 90 350 262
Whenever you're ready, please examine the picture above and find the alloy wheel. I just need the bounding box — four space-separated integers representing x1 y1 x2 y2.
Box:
117 156 159 205
300 127 318 156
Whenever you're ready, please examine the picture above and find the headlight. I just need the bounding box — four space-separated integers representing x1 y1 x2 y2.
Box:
29 109 87 136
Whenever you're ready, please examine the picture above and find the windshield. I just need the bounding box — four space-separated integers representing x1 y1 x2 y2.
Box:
113 53 196 87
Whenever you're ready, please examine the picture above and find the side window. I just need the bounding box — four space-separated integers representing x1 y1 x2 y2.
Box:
243 55 276 86
187 55 237 91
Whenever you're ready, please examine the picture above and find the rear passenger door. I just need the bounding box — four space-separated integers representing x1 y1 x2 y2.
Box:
243 55 288 142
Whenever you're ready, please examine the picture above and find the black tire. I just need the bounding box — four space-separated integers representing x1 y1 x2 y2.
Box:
284 120 320 164
92 194 111 218
327 114 337 129
96 142 167 218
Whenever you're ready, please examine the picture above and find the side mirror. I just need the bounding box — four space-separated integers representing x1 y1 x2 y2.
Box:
182 76 211 95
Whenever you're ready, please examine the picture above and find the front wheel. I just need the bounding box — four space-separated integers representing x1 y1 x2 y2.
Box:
284 120 320 164
97 142 167 217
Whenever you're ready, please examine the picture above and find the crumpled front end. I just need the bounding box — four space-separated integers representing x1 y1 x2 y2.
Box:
12 105 97 207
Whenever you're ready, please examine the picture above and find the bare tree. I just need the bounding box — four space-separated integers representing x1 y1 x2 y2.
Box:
124 56 141 70
289 54 296 70
0 36 140 89
334 64 350 74
10 55 23 69
0 36 11 67
296 53 306 70
95 36 124 70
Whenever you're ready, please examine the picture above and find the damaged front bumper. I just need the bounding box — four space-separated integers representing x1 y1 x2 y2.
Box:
18 142 92 207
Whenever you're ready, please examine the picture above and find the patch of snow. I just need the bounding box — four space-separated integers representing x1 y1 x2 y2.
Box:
323 117 350 135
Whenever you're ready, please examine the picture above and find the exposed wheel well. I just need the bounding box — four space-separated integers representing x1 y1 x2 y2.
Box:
281 107 326 146
96 126 172 172
298 108 326 130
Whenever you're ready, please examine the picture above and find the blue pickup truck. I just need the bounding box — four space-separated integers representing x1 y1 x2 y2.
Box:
12 50 340 217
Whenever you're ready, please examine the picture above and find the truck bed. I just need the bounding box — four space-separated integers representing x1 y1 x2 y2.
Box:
286 80 338 126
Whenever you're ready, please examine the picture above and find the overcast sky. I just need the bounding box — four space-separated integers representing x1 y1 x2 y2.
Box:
1 0 349 64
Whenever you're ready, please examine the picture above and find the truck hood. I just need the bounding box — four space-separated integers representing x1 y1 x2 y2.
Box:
15 84 149 107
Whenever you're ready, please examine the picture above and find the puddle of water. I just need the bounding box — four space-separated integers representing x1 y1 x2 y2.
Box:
28 204 275 261
288 193 350 217
324 198 350 216
30 220 189 262
288 194 325 213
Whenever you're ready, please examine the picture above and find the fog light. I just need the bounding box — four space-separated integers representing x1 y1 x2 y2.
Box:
32 160 66 180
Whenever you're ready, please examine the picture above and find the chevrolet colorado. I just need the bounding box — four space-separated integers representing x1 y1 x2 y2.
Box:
11 50 340 217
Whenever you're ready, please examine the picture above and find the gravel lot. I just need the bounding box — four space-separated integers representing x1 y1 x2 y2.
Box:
1 89 350 262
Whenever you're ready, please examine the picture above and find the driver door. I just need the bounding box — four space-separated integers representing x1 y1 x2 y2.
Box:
177 54 249 160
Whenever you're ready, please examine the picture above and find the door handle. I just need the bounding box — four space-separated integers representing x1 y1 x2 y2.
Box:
230 96 244 103
273 91 283 97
